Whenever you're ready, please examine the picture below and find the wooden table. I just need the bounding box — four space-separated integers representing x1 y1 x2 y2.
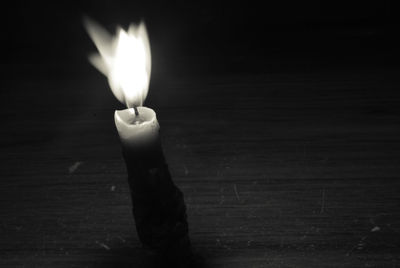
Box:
1 64 399 267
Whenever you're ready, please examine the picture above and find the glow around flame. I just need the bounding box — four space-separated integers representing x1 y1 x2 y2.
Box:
84 17 151 108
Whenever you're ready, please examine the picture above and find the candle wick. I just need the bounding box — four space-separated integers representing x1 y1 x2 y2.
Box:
134 107 139 116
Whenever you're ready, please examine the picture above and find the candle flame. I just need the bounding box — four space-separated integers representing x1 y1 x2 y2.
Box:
84 17 151 108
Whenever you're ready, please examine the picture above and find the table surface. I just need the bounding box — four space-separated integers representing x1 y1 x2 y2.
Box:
1 64 400 267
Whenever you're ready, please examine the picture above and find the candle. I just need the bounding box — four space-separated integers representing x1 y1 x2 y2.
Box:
84 17 193 265
114 107 159 149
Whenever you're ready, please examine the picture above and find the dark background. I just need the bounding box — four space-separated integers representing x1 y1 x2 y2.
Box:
2 0 399 73
1 1 400 267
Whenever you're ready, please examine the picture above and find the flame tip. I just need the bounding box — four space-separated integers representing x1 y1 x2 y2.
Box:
85 17 151 108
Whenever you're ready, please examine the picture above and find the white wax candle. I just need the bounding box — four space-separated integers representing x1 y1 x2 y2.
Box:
114 107 160 148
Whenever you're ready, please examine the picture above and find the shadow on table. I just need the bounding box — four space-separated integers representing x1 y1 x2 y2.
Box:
95 242 208 268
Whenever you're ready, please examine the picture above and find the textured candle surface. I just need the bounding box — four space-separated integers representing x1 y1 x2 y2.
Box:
114 107 160 148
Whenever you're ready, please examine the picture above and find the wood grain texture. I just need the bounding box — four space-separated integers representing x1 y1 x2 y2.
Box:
1 68 399 267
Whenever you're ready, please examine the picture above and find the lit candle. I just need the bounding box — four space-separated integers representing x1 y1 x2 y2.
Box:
84 17 193 265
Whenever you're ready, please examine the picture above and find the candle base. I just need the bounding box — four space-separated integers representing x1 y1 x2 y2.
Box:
122 140 195 266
